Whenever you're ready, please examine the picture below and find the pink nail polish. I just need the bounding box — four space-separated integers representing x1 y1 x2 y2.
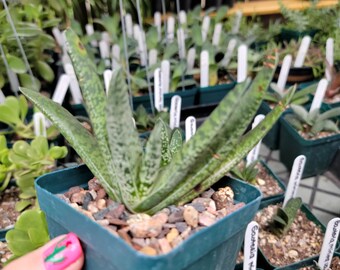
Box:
43 233 82 270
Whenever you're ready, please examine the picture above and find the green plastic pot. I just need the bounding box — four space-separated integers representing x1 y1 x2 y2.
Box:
279 112 340 178
279 28 319 42
133 88 198 113
198 82 236 105
256 198 334 270
35 164 262 270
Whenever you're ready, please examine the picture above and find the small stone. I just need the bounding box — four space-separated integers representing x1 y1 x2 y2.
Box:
201 188 215 198
127 214 151 225
89 190 97 200
175 222 188 233
183 206 199 228
224 203 245 216
163 223 176 229
188 203 205 213
96 188 107 200
93 203 119 220
181 226 192 240
288 249 299 258
56 194 70 203
170 235 183 248
168 208 184 223
70 191 86 204
257 178 266 186
212 187 234 210
88 203 99 214
96 219 109 226
96 199 106 210
105 204 125 219
139 246 157 256
132 238 146 248
206 206 218 216
70 203 80 209
198 211 216 227
160 208 171 215
82 192 93 210
107 218 128 226
166 228 179 243
192 198 216 210
80 210 94 220
88 177 102 191
129 213 167 238
117 229 132 245
65 186 84 199
104 225 118 236
158 238 172 254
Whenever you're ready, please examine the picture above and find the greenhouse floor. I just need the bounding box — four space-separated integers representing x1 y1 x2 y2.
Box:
260 145 340 225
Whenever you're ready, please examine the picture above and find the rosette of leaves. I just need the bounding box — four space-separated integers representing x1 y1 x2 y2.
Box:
0 1 60 90
20 29 295 214
230 161 258 185
285 105 340 139
133 105 170 133
0 95 59 140
270 197 302 236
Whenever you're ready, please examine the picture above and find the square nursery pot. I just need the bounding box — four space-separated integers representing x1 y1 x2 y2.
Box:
198 82 236 106
256 198 339 270
279 112 340 178
279 28 319 42
35 164 262 270
133 88 198 113
329 147 340 180
273 252 340 269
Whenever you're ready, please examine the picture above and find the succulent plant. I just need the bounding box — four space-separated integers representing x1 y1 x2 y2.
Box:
285 104 340 138
230 161 259 185
133 105 169 133
20 29 295 214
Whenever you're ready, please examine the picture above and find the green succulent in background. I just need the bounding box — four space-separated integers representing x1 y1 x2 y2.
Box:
0 95 59 140
6 209 50 263
20 29 295 215
230 161 259 185
133 105 170 133
285 104 340 138
0 135 11 192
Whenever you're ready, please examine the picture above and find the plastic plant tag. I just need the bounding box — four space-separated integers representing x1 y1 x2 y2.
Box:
7 69 19 94
133 24 140 41
185 116 196 142
161 60 170 94
101 32 111 43
125 13 133 37
104 70 113 94
154 12 162 40
212 23 222 46
99 40 111 67
85 24 98 47
310 78 328 112
293 36 311 68
177 28 186 59
201 16 210 42
0 89 5 104
246 114 265 166
277 54 292 93
111 44 121 69
33 112 47 137
325 38 334 82
154 68 163 112
167 16 175 43
232 11 242 34
200 50 209 88
135 28 147 66
283 155 306 207
187 47 196 72
243 221 259 270
318 217 340 270
52 27 64 47
222 38 237 67
237 44 248 83
170 95 182 129
179 10 187 25
149 49 158 66
51 74 71 104
64 63 83 104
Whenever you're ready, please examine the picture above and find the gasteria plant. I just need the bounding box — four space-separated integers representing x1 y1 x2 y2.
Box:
20 29 295 214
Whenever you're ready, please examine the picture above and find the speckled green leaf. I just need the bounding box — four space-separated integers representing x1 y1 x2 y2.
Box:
106 68 142 204
169 129 182 157
19 87 120 201
161 122 171 167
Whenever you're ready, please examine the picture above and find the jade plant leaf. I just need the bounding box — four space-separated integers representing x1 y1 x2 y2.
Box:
6 54 27 74
271 197 302 236
6 210 50 259
36 60 55 82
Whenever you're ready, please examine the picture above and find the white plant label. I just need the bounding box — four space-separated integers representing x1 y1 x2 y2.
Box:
185 116 196 142
135 27 147 66
277 54 292 92
161 60 170 94
179 10 187 25
85 24 98 47
99 40 111 67
52 27 63 47
318 218 340 270
0 89 5 104
154 12 162 41
101 32 111 43
7 69 19 94
167 16 175 43
149 49 158 66
246 115 265 166
243 221 259 270
232 11 242 34
237 44 248 83
283 155 306 207
61 53 71 67
310 79 329 112
326 38 334 81
200 50 209 88
187 47 196 72
104 70 113 94
294 36 311 68
65 63 83 104
212 23 222 46
177 27 186 59
170 95 182 129
51 74 71 104
133 24 140 41
222 38 237 67
125 13 133 37
111 44 121 69
154 68 163 112
33 112 47 137
201 16 210 42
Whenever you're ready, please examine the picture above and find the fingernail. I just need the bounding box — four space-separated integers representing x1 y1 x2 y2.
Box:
43 233 82 270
